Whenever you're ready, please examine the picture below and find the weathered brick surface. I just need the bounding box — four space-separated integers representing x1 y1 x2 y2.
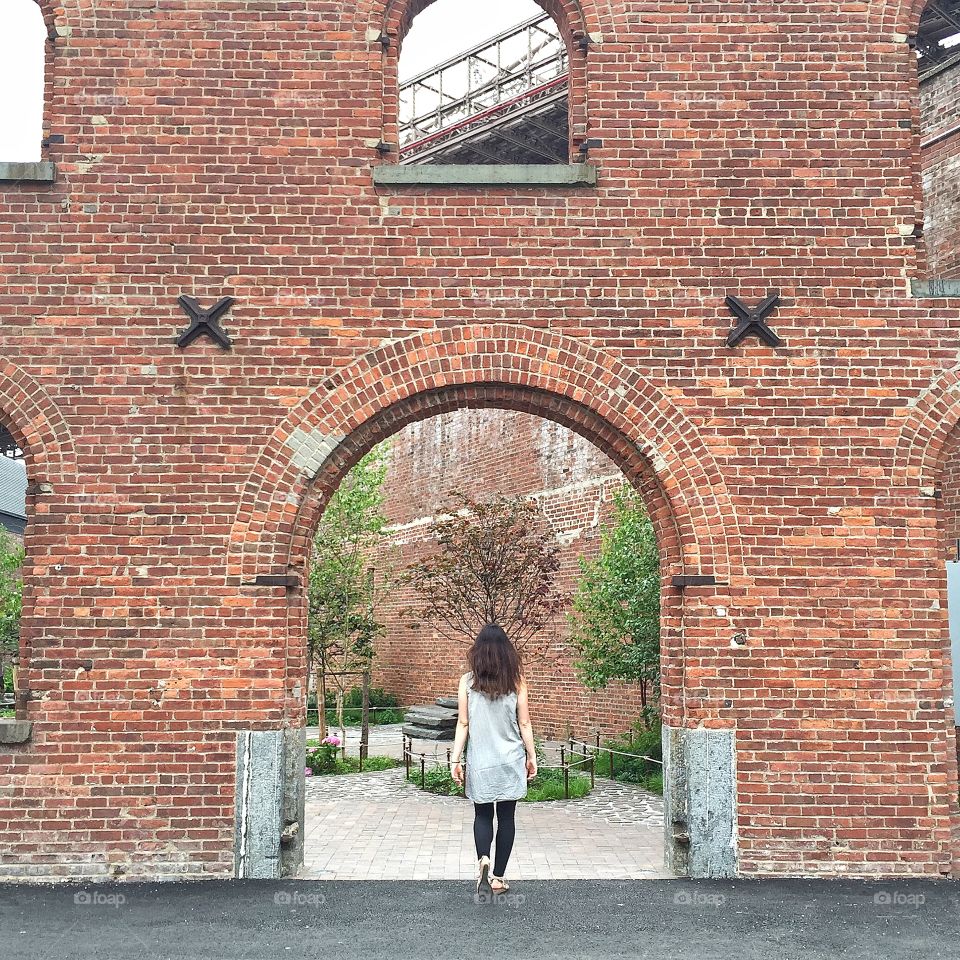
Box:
920 64 960 278
0 0 956 880
369 407 649 738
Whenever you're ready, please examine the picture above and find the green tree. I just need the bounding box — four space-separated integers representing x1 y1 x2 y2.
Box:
568 486 660 718
308 444 392 746
0 530 24 705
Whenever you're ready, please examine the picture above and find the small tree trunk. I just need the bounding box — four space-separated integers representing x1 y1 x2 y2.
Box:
335 685 346 760
360 669 370 762
316 660 328 740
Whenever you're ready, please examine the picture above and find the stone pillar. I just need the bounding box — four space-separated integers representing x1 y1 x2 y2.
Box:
234 728 305 878
662 725 737 878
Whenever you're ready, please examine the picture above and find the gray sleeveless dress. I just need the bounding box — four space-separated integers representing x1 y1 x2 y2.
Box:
464 671 527 803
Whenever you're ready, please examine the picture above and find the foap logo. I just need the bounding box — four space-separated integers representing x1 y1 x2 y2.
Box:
673 889 726 907
73 890 126 908
274 890 327 908
473 890 527 908
873 890 926 908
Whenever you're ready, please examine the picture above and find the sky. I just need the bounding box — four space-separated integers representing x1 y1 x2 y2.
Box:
0 0 956 158
0 1 45 161
399 0 542 80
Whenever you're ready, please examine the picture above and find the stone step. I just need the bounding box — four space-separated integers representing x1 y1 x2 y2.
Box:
405 715 456 731
403 723 455 741
405 703 457 719
435 696 458 709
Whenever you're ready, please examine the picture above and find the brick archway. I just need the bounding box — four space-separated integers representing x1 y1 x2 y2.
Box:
228 325 744 879
227 324 742 594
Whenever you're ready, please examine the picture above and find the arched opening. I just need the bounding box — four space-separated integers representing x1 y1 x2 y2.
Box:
299 401 672 881
916 1 960 278
0 420 30 724
0 0 46 162
397 0 571 165
936 426 960 823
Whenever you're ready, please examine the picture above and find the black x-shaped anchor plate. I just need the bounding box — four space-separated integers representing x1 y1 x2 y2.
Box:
725 291 783 348
176 295 235 350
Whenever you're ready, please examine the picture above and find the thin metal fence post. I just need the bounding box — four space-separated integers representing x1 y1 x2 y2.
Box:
590 754 595 789
420 755 425 788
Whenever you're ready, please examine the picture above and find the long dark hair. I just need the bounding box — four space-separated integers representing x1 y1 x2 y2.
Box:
467 624 522 698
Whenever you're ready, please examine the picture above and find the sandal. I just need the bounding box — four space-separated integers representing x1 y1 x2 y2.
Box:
476 856 493 898
490 875 509 893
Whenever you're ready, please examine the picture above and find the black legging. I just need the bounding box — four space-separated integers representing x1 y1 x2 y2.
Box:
473 800 517 877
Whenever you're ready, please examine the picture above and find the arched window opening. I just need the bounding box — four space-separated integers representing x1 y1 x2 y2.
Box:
0 425 27 721
916 1 960 278
0 0 46 162
397 0 570 165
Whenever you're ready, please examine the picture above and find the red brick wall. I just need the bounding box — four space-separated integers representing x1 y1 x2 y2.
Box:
0 0 957 880
369 407 649 739
920 64 960 278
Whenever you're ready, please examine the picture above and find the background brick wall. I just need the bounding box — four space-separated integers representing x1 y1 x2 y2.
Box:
369 407 649 739
0 0 956 880
920 64 960 278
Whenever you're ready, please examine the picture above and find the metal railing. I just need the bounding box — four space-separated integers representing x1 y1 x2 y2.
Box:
401 730 662 798
399 13 568 158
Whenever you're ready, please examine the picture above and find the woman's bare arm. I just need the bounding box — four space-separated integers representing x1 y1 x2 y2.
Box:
450 673 469 784
517 678 537 778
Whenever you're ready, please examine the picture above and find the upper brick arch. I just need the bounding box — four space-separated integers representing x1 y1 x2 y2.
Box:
358 0 600 47
227 325 742 590
877 0 933 35
893 362 960 490
0 360 76 486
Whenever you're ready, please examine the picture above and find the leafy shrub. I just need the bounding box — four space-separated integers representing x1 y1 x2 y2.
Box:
306 736 342 774
307 687 405 726
405 760 591 801
407 762 464 796
597 720 663 794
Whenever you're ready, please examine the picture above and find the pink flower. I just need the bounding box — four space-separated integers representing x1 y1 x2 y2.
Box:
304 767 313 776
322 735 341 746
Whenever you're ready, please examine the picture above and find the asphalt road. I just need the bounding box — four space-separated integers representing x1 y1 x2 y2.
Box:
0 879 957 960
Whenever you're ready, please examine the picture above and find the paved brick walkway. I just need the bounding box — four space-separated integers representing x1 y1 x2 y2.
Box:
301 766 668 880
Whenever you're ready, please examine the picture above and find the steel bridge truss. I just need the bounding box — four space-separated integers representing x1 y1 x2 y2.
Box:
399 13 570 165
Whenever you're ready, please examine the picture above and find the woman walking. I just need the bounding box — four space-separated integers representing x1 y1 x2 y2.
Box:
450 623 538 898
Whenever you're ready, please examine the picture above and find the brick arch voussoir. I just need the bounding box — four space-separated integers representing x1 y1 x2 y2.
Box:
228 326 741 591
290 382 686 588
352 0 602 47
0 362 76 486
893 364 960 491
876 0 929 36
32 0 56 34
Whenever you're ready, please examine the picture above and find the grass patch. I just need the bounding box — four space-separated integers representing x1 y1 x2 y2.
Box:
523 766 591 802
0 708 13 719
305 751 400 776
